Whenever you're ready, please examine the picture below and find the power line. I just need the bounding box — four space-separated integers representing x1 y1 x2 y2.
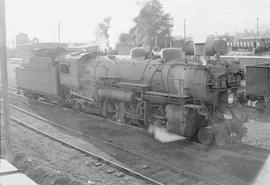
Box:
58 22 61 43
183 19 186 41
188 4 270 25
221 5 270 15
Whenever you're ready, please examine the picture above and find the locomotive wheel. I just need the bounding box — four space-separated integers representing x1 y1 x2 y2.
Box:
77 103 84 112
72 102 84 112
57 99 66 107
29 93 38 100
197 127 214 145
72 102 79 111
101 99 117 120
44 97 51 103
23 91 29 97
255 102 265 114
135 120 147 129
178 108 198 137
115 102 126 123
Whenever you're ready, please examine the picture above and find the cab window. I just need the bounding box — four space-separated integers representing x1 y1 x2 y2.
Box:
59 63 70 74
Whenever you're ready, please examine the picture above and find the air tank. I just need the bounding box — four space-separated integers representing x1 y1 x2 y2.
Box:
130 47 147 59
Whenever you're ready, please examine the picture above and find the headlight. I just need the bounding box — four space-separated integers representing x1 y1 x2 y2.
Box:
227 93 234 104
220 92 235 105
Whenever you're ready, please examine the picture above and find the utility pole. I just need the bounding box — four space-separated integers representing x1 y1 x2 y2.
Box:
183 19 186 42
0 0 13 161
53 28 56 42
183 19 186 51
256 18 259 41
58 22 61 43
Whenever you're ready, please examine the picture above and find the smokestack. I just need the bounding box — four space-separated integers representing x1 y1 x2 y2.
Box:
194 43 206 56
194 43 207 65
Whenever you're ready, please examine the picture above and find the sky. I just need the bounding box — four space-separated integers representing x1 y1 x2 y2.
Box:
5 0 270 47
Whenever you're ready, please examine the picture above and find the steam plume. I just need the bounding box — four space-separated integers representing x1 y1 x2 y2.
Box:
148 125 186 143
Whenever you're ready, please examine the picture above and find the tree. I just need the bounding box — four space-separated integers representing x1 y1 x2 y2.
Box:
95 17 112 50
234 29 256 38
130 0 173 49
32 37 39 43
206 33 234 43
15 32 30 45
118 33 133 45
96 17 111 40
260 29 270 37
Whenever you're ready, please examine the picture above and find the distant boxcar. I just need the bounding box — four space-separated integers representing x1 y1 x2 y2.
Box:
244 63 270 112
221 56 270 68
246 63 270 99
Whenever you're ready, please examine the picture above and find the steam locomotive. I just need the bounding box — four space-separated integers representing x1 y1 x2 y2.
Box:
16 47 247 145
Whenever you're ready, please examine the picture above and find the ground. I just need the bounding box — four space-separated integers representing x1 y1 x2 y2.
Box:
235 106 270 149
1 118 148 185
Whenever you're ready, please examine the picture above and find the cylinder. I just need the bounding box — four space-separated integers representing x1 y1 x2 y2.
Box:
97 88 134 102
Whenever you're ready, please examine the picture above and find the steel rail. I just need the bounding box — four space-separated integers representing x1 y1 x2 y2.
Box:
3 114 164 185
4 89 266 163
4 87 267 185
8 103 224 185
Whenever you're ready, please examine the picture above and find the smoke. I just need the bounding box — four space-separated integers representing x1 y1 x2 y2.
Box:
95 33 110 51
148 125 186 143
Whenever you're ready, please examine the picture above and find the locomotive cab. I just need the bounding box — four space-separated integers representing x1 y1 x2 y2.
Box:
55 51 102 109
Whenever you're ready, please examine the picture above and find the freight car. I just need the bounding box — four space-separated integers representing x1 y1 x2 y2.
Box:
227 37 270 53
220 55 270 68
16 47 247 145
237 63 270 113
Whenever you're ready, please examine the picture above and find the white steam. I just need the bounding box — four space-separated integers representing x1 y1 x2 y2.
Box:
95 33 110 51
148 125 186 143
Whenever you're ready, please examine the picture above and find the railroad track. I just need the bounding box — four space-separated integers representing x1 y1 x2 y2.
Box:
4 86 267 162
4 115 161 185
3 99 222 185
2 86 269 185
4 86 146 131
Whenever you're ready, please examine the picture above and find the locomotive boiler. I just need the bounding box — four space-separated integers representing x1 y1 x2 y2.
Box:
16 47 247 145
